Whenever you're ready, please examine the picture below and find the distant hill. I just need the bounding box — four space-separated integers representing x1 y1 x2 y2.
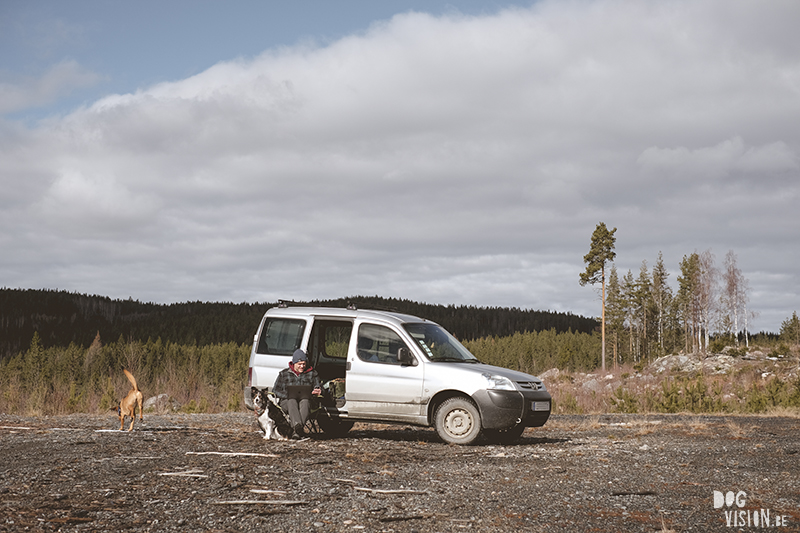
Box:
0 289 598 360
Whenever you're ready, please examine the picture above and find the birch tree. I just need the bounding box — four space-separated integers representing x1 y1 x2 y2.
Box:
697 250 717 353
720 250 747 346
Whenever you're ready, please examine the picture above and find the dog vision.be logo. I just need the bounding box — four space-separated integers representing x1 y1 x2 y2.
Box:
713 490 790 528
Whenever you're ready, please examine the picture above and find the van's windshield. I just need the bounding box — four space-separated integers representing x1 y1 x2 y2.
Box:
402 323 479 363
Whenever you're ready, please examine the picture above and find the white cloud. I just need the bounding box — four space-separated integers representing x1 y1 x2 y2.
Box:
1 0 799 331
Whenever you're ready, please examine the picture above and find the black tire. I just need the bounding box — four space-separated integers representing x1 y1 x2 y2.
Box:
316 413 355 437
434 397 482 445
483 424 526 444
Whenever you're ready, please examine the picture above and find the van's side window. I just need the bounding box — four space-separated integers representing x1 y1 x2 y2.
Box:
256 318 305 355
356 323 410 364
309 320 352 360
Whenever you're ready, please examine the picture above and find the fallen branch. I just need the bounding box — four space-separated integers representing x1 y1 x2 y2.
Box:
250 489 287 495
159 469 208 478
186 451 278 458
353 487 427 495
211 500 306 505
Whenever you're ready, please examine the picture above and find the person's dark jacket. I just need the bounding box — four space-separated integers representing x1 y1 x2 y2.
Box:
272 362 321 400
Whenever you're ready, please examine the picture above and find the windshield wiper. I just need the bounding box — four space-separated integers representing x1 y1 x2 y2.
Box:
434 357 480 363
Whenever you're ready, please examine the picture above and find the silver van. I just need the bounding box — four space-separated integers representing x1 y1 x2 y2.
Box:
244 305 551 444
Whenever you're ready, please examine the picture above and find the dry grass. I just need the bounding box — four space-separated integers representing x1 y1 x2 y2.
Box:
577 415 603 431
632 419 662 436
763 406 800 418
686 416 710 433
725 419 753 438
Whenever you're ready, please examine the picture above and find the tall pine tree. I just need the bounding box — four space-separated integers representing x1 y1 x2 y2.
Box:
580 222 617 371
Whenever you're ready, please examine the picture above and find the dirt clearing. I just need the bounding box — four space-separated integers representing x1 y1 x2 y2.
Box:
1 413 799 532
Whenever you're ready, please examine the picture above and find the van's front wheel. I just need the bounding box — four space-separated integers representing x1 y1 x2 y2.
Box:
434 397 482 445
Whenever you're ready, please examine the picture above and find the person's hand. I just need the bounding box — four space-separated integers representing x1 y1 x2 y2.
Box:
312 387 321 395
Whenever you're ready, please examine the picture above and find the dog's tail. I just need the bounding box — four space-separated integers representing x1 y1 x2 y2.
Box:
123 369 139 391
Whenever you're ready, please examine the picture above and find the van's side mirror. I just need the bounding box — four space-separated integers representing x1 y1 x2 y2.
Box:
397 347 416 366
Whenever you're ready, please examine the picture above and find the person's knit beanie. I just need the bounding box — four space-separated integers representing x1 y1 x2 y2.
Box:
292 349 308 364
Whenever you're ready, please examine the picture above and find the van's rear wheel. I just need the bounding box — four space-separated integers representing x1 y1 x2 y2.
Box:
434 397 482 445
317 414 354 437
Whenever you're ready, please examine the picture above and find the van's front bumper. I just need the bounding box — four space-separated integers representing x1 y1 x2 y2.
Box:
472 389 552 429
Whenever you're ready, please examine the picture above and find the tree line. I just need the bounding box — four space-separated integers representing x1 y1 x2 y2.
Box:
0 289 598 361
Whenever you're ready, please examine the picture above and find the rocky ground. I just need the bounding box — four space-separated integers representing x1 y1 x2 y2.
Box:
1 412 799 532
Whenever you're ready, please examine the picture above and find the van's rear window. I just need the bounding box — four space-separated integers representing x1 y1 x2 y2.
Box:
256 318 306 356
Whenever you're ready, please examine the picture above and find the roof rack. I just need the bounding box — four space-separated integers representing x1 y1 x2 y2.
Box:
277 300 368 311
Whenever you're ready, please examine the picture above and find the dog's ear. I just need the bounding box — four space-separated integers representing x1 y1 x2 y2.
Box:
251 387 260 394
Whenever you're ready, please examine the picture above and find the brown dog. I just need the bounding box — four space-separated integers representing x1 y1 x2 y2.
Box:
118 369 143 431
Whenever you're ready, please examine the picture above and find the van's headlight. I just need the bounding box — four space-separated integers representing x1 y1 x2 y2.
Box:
482 373 516 391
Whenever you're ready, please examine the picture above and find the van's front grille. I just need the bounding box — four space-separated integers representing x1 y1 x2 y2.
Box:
517 381 543 391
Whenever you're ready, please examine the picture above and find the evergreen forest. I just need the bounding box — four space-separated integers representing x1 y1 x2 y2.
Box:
0 289 597 361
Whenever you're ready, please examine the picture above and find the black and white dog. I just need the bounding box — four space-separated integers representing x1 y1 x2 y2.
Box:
252 387 292 440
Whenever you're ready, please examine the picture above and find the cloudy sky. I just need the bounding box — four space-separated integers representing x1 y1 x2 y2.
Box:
1 0 798 333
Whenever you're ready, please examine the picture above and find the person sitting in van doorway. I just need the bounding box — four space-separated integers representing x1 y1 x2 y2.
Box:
272 349 321 439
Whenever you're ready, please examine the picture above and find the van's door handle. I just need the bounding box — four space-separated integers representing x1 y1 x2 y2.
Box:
346 361 351 371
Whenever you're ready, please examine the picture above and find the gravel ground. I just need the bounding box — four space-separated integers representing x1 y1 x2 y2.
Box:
1 413 799 532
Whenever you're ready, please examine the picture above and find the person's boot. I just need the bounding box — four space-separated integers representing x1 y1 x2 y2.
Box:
294 423 305 438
